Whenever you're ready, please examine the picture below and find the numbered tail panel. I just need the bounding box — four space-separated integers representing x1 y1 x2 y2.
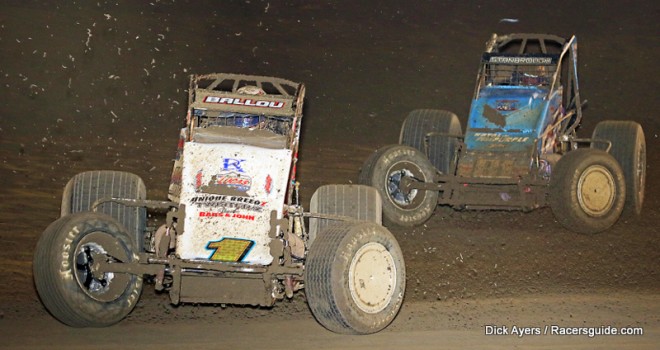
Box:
177 142 292 265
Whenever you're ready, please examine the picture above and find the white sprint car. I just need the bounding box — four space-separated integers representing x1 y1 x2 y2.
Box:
33 73 406 334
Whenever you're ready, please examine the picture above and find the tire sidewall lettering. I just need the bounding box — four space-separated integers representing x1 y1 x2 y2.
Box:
59 225 79 281
371 146 437 226
36 213 143 326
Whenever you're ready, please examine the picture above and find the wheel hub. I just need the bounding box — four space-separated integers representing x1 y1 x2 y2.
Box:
577 165 616 216
348 242 397 314
74 231 131 302
387 169 418 206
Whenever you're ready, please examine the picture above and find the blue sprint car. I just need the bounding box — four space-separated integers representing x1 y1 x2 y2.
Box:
360 33 646 234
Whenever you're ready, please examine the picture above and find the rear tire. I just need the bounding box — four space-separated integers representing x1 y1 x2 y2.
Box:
61 171 147 251
359 145 438 227
549 149 625 234
309 184 382 246
306 222 405 334
400 109 462 174
33 212 143 327
592 121 646 216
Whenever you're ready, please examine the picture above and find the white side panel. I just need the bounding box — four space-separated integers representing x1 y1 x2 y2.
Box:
177 142 292 265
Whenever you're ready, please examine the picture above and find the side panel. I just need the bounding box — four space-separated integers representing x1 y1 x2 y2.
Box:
177 142 292 265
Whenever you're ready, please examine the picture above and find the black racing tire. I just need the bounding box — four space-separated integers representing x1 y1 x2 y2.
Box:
359 145 438 227
358 146 392 186
33 212 143 327
61 171 147 251
592 121 646 216
399 109 462 174
308 184 382 246
549 149 625 234
306 222 405 334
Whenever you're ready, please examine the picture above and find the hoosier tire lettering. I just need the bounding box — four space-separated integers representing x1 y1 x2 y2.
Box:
360 145 438 227
33 212 143 327
59 226 79 281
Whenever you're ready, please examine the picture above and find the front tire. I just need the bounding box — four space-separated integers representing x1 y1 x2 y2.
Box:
306 222 405 334
33 212 143 327
360 145 438 227
549 149 625 234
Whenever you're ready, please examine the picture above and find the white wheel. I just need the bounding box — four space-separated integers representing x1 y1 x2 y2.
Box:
577 165 616 217
550 148 625 234
349 242 397 314
306 222 405 334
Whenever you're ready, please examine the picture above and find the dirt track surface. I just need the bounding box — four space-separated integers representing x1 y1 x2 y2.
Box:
0 1 658 348
2 294 659 349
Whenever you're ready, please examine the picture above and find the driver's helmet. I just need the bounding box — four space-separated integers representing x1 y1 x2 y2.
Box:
217 112 261 128
237 85 266 96
234 114 260 128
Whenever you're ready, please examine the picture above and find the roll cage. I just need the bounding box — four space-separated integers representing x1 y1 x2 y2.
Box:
474 33 583 139
186 73 306 149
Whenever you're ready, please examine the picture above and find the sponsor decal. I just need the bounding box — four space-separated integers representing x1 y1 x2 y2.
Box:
474 132 530 143
216 171 252 192
203 96 285 109
206 238 254 262
223 158 246 173
489 56 553 65
195 170 203 189
265 174 272 194
189 194 267 212
199 211 256 221
175 137 184 161
496 100 519 111
196 168 252 193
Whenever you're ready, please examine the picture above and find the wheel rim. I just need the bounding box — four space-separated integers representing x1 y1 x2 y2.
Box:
348 242 397 314
577 165 616 217
74 231 131 302
386 161 424 209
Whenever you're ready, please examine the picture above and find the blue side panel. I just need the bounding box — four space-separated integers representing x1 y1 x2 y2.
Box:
465 86 559 153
